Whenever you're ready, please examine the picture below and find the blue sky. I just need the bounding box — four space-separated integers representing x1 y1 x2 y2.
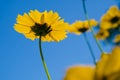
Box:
0 0 119 80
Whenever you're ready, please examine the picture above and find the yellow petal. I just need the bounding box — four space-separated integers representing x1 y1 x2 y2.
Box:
104 46 120 76
96 46 120 79
44 11 59 25
52 20 68 30
14 24 31 34
96 53 110 79
72 21 83 29
50 12 60 24
64 65 95 80
17 13 34 26
107 6 119 17
89 19 98 26
68 26 81 35
24 32 36 40
29 10 42 24
41 14 44 24
100 22 112 30
41 34 54 42
50 31 67 42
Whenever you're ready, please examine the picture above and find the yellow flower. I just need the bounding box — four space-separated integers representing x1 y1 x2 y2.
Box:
96 46 120 80
63 47 120 80
68 19 98 35
14 10 68 42
100 6 120 30
64 65 95 80
114 34 120 43
95 29 109 40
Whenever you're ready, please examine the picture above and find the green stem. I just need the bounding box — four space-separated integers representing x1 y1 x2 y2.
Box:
83 33 96 64
82 0 104 54
39 36 51 80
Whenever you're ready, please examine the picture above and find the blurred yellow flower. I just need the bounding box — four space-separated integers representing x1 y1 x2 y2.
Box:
114 34 120 43
64 46 120 80
95 29 109 40
68 19 98 35
100 6 120 30
96 46 120 80
64 65 95 80
14 10 68 42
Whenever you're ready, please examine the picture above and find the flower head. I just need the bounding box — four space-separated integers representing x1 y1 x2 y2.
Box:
95 29 109 40
100 6 120 30
96 46 120 80
14 10 68 42
68 19 98 35
64 46 120 80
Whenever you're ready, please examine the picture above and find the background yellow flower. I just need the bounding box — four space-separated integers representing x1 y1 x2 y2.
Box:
96 46 120 80
100 6 120 30
68 19 98 35
95 30 109 40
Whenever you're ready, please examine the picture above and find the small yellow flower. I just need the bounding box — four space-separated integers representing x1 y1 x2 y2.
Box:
95 29 109 40
96 46 120 80
100 6 120 30
114 34 120 43
68 19 98 35
64 65 95 80
14 10 68 42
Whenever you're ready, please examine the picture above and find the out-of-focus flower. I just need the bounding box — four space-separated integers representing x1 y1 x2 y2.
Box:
100 6 120 30
68 19 98 35
14 10 68 42
64 46 120 80
64 65 95 80
95 30 109 40
96 46 120 80
114 34 120 43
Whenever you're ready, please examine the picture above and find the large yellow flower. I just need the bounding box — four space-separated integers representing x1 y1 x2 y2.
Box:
63 46 120 80
64 65 95 80
100 6 120 30
68 19 98 35
96 46 120 80
95 29 109 40
14 10 68 42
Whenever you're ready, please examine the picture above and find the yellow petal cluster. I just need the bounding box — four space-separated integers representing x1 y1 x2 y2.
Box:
64 46 120 80
100 6 120 30
96 46 120 80
14 10 68 42
95 30 109 40
68 19 98 35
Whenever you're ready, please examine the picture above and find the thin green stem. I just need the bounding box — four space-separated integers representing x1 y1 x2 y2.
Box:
82 0 104 53
83 33 96 64
39 36 51 80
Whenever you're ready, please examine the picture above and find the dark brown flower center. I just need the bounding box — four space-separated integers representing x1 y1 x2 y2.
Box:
78 27 88 33
110 16 119 24
99 32 104 36
102 76 107 80
31 23 52 36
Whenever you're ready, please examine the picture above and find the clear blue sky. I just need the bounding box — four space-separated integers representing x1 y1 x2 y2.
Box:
0 0 119 80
